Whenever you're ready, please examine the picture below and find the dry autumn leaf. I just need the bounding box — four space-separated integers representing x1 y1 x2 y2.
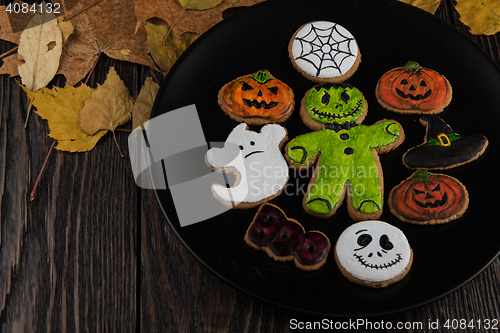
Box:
0 0 158 85
23 83 107 152
132 77 160 130
455 0 500 35
144 21 199 73
133 0 265 36
178 0 224 10
18 2 63 93
79 67 133 155
399 0 441 14
55 0 157 85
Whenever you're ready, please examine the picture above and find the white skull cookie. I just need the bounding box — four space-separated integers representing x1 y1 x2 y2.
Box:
334 221 413 288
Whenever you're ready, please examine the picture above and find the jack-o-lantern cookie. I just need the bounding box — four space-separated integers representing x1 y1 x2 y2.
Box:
285 82 404 221
334 221 413 288
375 61 452 114
388 169 469 225
218 70 294 125
288 21 361 83
244 203 331 270
402 115 488 170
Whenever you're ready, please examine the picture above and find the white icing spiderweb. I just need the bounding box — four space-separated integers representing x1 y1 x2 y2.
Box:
293 22 357 78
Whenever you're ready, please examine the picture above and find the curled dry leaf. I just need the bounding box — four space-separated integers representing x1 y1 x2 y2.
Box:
399 0 441 14
144 21 199 73
455 0 500 35
23 84 107 152
18 2 63 92
132 77 160 130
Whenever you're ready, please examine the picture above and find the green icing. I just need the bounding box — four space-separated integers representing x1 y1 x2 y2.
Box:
426 133 461 146
287 121 401 216
250 70 272 84
305 83 366 125
411 169 432 182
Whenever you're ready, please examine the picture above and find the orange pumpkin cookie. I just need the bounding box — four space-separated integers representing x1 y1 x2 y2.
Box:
388 169 469 225
218 70 294 125
375 61 452 114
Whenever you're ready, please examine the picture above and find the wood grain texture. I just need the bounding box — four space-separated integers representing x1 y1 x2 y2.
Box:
0 46 138 330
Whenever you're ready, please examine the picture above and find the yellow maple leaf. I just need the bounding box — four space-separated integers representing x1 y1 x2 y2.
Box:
23 84 107 152
399 0 441 14
18 2 63 92
132 77 160 130
144 21 199 73
178 0 224 10
455 0 500 35
79 67 133 156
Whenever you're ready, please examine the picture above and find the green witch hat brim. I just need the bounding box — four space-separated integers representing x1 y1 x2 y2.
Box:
403 115 488 169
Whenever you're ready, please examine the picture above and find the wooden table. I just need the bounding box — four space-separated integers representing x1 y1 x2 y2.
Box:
0 0 498 331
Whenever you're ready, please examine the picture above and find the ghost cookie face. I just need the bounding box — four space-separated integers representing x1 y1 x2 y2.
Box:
206 123 289 209
288 21 361 83
334 221 413 288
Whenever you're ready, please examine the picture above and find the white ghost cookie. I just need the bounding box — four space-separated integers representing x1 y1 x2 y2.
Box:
334 221 413 288
206 123 289 209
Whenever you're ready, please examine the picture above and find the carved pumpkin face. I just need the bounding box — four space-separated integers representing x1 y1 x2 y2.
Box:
389 169 468 224
220 70 294 121
377 61 452 112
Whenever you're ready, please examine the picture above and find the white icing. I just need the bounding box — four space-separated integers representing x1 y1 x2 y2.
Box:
206 123 288 204
291 21 359 79
335 221 411 283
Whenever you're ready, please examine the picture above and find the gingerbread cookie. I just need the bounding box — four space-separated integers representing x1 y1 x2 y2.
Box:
288 21 361 83
285 82 404 221
217 70 294 125
402 115 488 170
206 123 289 209
334 221 413 288
388 169 469 225
375 61 452 114
244 203 331 270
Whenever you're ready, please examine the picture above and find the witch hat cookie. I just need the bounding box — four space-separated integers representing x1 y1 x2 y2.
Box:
403 115 488 170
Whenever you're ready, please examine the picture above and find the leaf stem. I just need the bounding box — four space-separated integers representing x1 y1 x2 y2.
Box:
64 0 102 21
112 131 124 157
84 52 101 85
163 0 192 45
30 139 56 201
24 99 33 128
0 46 18 60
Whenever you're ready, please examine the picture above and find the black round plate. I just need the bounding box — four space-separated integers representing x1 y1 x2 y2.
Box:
150 0 500 316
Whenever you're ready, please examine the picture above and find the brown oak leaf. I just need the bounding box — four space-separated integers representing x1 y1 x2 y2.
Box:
133 0 266 36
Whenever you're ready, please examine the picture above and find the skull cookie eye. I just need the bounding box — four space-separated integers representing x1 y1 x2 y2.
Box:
321 91 331 105
357 233 372 247
341 90 350 103
379 234 394 251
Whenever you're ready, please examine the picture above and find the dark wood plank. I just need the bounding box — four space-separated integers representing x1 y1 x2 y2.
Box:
0 48 138 330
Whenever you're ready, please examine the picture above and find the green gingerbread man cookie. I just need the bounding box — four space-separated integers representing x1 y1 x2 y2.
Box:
285 83 405 220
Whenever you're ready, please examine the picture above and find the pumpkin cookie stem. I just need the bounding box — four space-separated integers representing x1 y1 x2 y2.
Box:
411 169 431 181
403 61 422 72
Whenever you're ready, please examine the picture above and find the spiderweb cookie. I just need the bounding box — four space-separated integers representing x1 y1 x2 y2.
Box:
288 21 361 83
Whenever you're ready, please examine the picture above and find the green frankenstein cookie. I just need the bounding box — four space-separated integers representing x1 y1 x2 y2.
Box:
285 83 405 220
